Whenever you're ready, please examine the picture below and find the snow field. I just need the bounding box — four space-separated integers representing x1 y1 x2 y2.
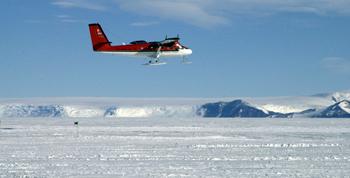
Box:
0 117 349 177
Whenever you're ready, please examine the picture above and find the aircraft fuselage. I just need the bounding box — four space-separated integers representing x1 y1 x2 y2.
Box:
97 43 192 58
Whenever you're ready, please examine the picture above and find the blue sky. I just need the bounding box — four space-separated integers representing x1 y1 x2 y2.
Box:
1 0 350 98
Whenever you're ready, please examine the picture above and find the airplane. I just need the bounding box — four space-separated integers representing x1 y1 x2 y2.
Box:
88 23 192 65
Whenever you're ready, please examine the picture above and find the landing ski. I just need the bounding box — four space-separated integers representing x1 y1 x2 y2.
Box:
180 61 193 64
142 62 168 66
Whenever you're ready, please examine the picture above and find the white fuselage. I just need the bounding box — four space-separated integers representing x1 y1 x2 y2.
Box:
100 48 192 59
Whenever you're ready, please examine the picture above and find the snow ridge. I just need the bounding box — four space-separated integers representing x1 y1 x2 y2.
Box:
339 100 350 113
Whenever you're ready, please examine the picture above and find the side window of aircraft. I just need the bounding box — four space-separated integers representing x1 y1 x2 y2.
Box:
130 40 147 44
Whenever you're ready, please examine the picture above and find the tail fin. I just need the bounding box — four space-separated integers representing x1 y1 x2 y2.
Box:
88 23 111 51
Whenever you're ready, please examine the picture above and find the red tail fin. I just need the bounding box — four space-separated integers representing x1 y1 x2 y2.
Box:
88 23 111 51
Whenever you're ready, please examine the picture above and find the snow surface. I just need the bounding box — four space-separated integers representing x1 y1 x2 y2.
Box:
0 117 349 177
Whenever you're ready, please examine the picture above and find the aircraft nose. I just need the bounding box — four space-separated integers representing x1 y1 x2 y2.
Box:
187 49 192 55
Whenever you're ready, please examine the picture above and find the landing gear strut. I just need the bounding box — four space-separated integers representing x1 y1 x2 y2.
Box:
181 56 192 64
143 58 168 66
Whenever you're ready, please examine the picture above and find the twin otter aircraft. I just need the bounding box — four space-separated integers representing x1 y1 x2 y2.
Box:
88 23 192 65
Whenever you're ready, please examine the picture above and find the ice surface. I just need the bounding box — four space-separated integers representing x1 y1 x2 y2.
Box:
0 117 349 177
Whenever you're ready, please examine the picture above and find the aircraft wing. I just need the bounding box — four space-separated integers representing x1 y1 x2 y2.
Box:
158 37 180 46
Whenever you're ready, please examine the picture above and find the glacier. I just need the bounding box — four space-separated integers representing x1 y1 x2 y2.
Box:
0 104 103 117
104 105 199 118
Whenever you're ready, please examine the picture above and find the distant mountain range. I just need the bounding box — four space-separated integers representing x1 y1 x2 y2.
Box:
1 90 350 118
196 99 350 118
